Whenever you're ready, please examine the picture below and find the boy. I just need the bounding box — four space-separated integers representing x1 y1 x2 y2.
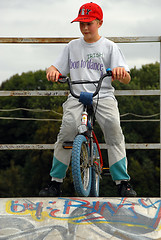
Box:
39 2 137 197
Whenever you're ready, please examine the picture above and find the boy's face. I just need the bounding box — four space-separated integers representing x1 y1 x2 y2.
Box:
79 20 103 43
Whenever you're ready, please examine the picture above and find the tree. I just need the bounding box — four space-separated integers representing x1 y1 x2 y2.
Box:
0 62 160 197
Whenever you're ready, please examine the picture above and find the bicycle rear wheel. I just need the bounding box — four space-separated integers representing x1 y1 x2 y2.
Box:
71 135 92 197
90 143 101 197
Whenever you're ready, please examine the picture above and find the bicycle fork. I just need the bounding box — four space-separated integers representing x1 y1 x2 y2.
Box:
78 105 95 168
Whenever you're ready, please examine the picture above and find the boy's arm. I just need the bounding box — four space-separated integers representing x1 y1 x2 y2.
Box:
46 65 60 82
112 67 131 84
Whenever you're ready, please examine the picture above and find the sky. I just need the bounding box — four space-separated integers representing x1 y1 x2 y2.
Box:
0 0 161 85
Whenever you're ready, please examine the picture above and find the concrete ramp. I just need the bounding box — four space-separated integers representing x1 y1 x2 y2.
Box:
0 197 161 239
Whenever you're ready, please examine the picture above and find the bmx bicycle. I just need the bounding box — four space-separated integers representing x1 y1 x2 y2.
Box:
58 69 112 197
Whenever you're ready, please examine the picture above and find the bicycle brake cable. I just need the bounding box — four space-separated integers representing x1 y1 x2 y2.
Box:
92 82 100 119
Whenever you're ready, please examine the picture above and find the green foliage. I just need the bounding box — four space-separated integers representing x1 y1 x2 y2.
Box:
0 62 160 197
0 160 23 197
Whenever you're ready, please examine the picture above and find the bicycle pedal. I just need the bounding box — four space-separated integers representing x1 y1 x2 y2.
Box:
102 168 110 176
63 141 73 149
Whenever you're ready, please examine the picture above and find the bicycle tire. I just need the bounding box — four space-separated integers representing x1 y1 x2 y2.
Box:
90 143 100 197
71 135 92 197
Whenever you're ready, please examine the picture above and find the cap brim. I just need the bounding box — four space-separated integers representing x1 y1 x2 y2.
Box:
71 17 96 23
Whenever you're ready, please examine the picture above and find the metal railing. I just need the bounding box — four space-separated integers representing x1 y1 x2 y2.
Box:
0 37 160 183
0 36 160 149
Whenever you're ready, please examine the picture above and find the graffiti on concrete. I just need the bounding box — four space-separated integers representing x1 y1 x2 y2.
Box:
0 197 161 239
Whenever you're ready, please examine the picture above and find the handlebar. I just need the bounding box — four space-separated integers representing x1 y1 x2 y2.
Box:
58 68 112 99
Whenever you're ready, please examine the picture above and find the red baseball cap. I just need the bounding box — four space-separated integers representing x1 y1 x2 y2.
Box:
71 2 103 23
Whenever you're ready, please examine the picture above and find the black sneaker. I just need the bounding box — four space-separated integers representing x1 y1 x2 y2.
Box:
117 181 137 197
39 181 62 197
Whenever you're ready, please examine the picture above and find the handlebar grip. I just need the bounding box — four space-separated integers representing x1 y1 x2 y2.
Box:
58 74 68 83
106 68 112 77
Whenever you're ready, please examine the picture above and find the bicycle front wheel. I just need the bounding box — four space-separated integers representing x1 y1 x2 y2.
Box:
71 135 92 197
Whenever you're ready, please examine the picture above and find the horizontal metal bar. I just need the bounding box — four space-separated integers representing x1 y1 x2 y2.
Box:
115 90 160 96
126 143 161 149
0 37 77 44
0 90 160 97
0 36 160 44
0 144 55 150
100 143 161 150
0 143 160 150
0 90 69 97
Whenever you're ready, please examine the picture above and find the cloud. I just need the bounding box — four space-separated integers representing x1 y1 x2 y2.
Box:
0 0 161 84
118 42 160 69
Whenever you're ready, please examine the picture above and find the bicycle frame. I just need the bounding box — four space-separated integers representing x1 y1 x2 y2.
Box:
83 105 103 170
59 69 112 196
60 69 112 166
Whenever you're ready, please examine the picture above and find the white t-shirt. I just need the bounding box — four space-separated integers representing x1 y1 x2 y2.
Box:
54 37 130 98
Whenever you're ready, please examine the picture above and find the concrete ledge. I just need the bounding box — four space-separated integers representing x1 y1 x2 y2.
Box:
0 197 161 239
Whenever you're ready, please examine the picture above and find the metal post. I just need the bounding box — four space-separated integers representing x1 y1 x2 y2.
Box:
160 42 161 197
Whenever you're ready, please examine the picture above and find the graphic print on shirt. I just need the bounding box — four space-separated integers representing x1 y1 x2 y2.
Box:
69 52 104 75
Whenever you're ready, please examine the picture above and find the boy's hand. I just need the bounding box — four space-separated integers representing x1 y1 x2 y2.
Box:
112 67 131 84
46 65 60 82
